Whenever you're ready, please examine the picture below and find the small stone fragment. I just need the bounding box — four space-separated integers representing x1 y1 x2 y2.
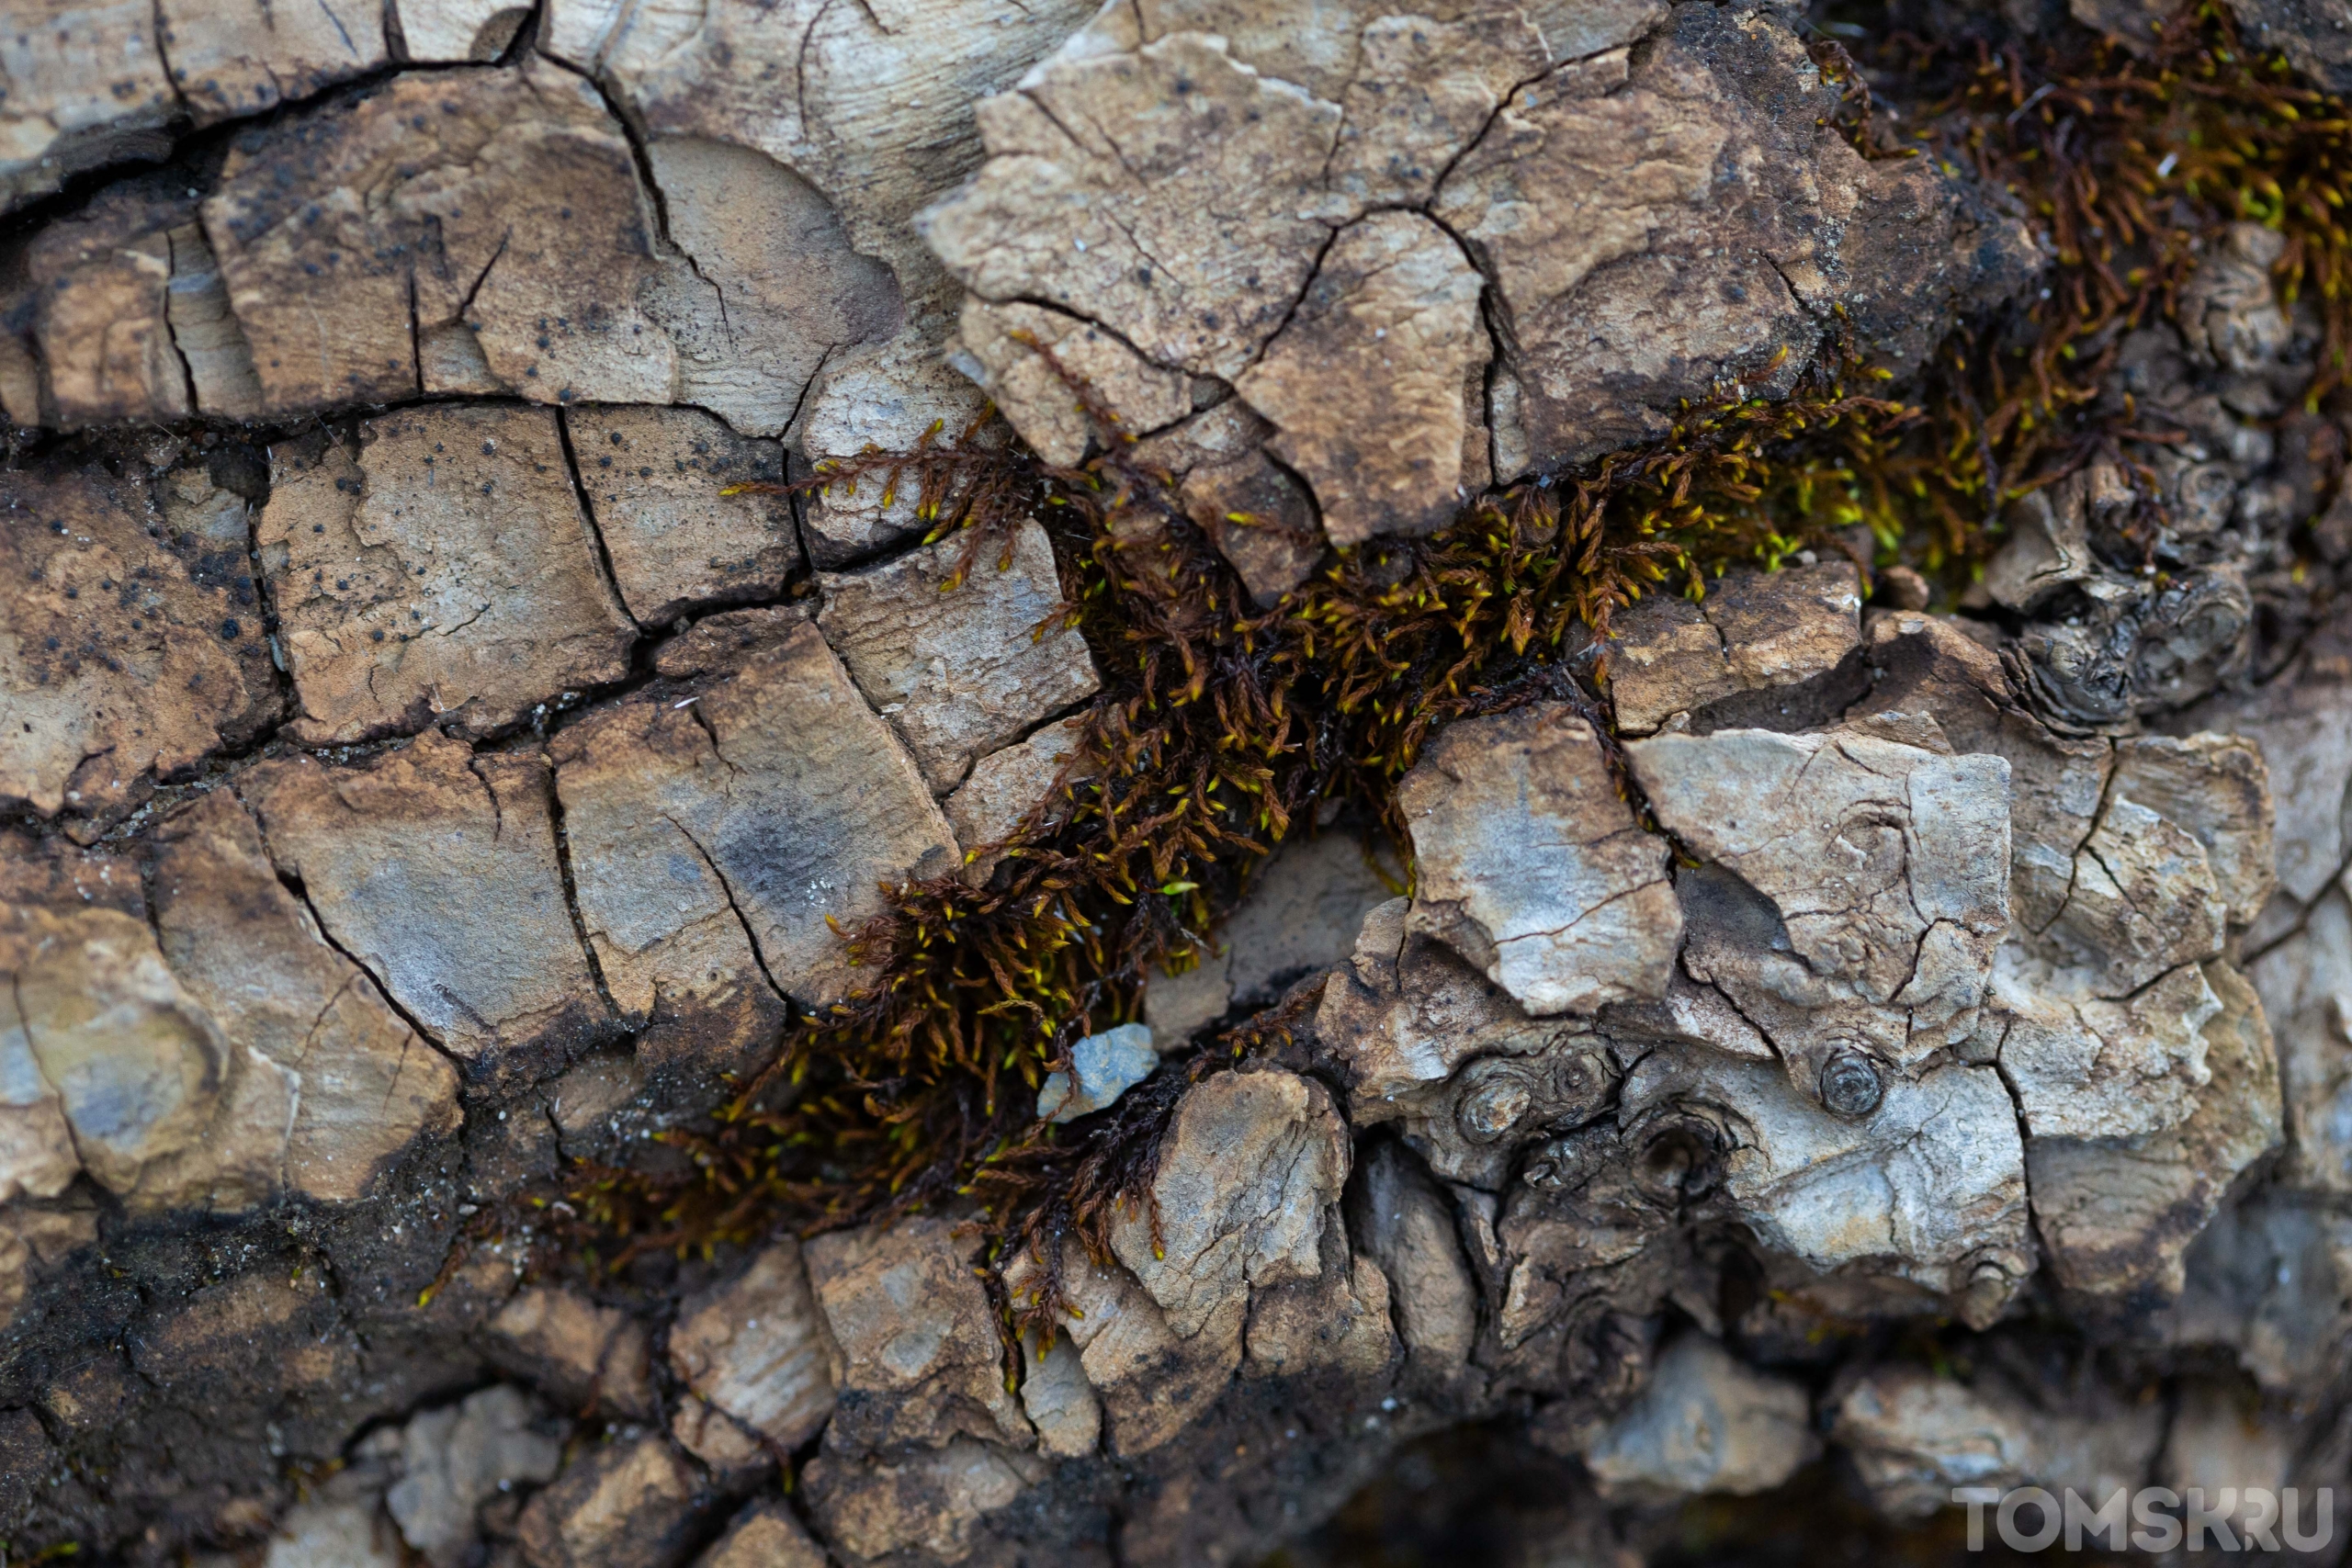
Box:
562 405 796 626
1110 1069 1350 1339
385 1387 565 1568
668 1240 838 1452
1018 1327 1103 1461
1401 704 1680 1018
242 729 611 1079
805 1438 1046 1566
515 1436 698 1568
1829 1366 2035 1519
695 1499 827 1568
261 1499 404 1568
485 1288 658 1420
1037 1022 1159 1122
1580 1335 1817 1502
818 518 1099 792
804 1216 1031 1451
1608 563 1862 733
1879 565 1934 611
258 408 637 745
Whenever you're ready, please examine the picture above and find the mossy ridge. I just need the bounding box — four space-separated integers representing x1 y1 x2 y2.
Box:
560 6 2351 1323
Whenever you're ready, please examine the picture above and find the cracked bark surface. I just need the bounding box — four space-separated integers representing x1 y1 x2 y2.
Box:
3 0 2352 1565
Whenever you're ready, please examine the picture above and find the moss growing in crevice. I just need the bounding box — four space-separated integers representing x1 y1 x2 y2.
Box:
1843 1 2352 575
563 353 1915 1295
557 3 2352 1321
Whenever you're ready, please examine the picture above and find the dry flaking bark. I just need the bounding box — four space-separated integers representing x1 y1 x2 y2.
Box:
1 0 2351 1564
549 614 961 1010
257 408 638 746
922 0 2033 573
1 462 277 827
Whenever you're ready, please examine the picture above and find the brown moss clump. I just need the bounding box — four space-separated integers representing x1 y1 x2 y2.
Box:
560 3 2352 1308
1857 1 2352 572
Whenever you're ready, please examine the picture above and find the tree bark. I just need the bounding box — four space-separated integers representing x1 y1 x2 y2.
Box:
3 1 2350 1565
